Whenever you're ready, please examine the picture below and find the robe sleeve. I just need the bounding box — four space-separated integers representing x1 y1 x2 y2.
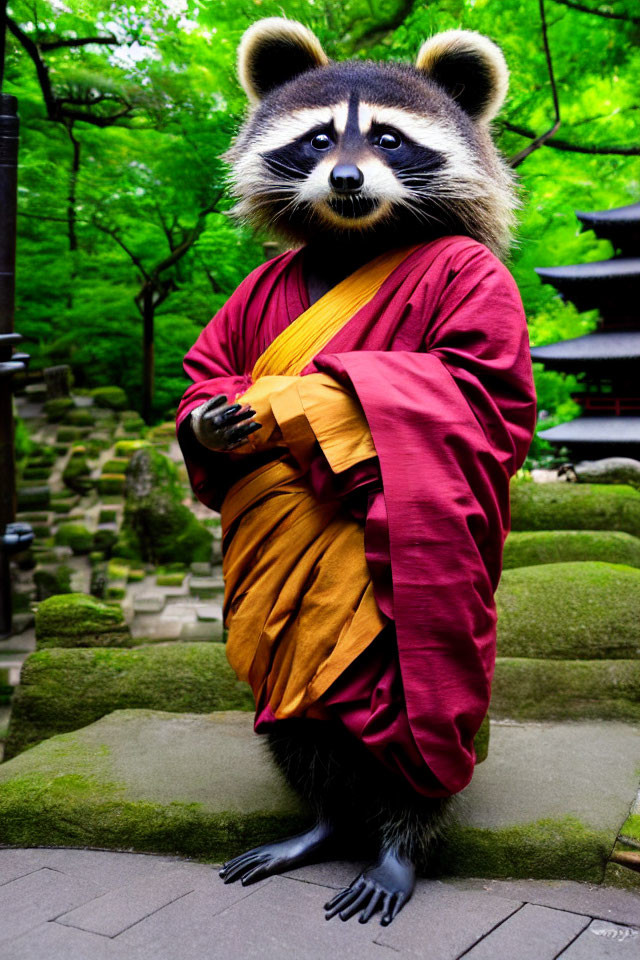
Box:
311 244 536 795
176 268 267 511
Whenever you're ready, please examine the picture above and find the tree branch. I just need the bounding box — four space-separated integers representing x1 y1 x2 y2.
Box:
344 0 415 52
90 219 150 280
503 121 640 155
40 34 118 51
549 0 640 25
509 0 561 168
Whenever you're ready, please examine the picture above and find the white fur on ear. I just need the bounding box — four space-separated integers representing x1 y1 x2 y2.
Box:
415 29 509 122
238 18 329 104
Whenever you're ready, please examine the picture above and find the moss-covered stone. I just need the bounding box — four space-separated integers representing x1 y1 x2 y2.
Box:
4 644 255 757
56 426 82 443
93 527 117 556
503 530 640 569
98 508 118 524
35 593 131 650
64 408 95 427
492 658 640 721
510 482 640 537
17 486 50 511
120 448 212 564
91 386 128 410
156 571 186 587
98 473 125 495
114 439 151 458
54 523 93 555
33 564 72 601
62 454 92 494
496 562 640 659
43 397 74 422
0 713 634 881
101 457 129 475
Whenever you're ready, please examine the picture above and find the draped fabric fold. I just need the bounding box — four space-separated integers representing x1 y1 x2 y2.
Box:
177 235 536 797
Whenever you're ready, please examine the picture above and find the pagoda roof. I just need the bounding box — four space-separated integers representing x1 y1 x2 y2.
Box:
534 258 640 314
538 416 640 446
575 201 640 256
530 330 640 369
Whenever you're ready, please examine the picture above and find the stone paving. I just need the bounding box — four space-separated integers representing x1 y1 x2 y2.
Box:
0 849 638 959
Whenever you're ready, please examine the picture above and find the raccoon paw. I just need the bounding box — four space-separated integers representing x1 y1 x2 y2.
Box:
219 819 337 886
324 846 415 925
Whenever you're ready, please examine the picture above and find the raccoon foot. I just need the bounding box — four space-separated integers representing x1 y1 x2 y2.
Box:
324 844 415 926
219 818 338 886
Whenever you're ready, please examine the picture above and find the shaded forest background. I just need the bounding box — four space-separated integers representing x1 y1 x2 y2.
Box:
4 0 640 460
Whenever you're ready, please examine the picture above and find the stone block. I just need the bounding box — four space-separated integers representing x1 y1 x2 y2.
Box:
504 530 640 569
510 482 640 537
4 643 254 757
496 562 640 659
189 576 224 598
492 658 640 721
133 595 166 614
0 714 637 884
35 593 131 650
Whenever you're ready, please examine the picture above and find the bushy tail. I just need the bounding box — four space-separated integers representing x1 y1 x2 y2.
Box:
266 718 454 866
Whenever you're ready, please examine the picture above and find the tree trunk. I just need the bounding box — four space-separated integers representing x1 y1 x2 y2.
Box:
142 285 154 423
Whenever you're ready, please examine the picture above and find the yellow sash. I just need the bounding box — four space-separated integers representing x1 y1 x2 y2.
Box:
251 245 418 381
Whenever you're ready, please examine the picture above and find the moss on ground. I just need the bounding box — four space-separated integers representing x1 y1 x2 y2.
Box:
4 643 255 757
496 562 640 659
98 473 125 495
35 592 131 650
503 530 640 570
492 658 640 721
33 564 72 600
436 817 611 883
510 482 640 537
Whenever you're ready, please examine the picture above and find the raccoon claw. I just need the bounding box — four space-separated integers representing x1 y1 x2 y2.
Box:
324 846 414 925
218 820 338 886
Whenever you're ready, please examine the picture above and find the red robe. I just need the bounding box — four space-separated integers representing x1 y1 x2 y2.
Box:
177 235 536 796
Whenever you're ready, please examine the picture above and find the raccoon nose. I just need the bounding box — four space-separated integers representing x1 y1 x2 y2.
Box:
330 164 364 194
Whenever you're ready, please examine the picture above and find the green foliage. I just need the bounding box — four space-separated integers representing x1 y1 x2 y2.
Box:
5 0 639 430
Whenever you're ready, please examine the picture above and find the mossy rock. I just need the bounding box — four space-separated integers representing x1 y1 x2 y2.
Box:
54 522 93 555
92 386 128 410
56 426 82 443
0 713 636 881
120 448 212 564
98 508 118 524
93 527 117 556
156 571 186 587
98 473 125 495
496 562 640 659
492 658 640 722
17 486 50 511
33 565 73 601
510 482 640 537
43 397 74 422
50 497 74 515
35 593 131 650
107 586 127 600
64 409 95 427
503 530 640 569
62 454 92 494
4 643 255 758
114 439 151 458
101 457 129 475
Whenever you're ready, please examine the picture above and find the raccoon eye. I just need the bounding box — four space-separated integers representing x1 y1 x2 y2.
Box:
310 133 333 151
374 130 402 150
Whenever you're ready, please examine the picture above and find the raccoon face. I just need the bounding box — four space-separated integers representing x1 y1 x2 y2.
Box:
227 19 516 257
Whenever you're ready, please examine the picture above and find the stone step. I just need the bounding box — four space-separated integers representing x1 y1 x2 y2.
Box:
492 658 640 722
0 711 637 883
4 643 254 758
496 561 640 659
503 530 640 570
510 482 640 537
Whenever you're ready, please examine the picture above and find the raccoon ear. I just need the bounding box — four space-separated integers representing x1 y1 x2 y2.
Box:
415 29 509 122
238 18 329 104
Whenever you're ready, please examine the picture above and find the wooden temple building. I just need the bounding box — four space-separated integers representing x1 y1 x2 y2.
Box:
531 201 640 459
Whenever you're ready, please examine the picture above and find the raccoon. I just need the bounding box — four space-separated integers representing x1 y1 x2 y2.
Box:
214 18 518 926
